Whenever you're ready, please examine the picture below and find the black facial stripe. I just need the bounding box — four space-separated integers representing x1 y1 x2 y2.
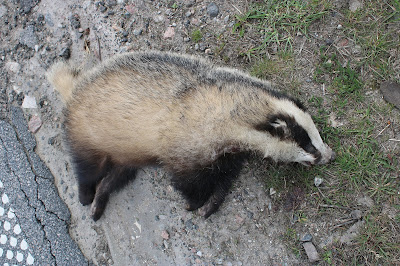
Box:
254 114 321 160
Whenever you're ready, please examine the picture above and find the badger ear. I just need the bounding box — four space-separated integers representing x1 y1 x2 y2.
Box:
269 118 290 138
255 115 291 139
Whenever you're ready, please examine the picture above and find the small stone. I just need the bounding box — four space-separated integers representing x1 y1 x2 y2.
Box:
163 239 169 249
69 14 81 29
269 188 276 196
349 0 363 12
302 242 320 263
380 81 400 109
161 230 169 240
224 15 230 23
356 195 374 207
133 29 142 36
183 37 190 42
5 62 21 73
340 220 365 244
199 43 207 51
314 177 323 187
204 48 213 55
325 39 333 45
125 4 135 14
196 251 202 257
350 210 362 220
19 25 38 49
122 30 129 37
22 95 37 109
99 5 107 13
154 15 164 23
163 26 175 39
28 115 42 133
301 233 313 242
194 43 199 50
337 24 342 29
207 3 219 18
120 37 128 43
185 11 192 17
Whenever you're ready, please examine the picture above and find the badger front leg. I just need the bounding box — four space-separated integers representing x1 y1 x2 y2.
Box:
172 152 248 218
91 166 137 221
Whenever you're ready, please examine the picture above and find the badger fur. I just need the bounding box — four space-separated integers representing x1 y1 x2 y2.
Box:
47 51 335 221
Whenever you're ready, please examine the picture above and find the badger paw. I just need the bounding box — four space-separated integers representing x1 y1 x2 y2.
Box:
198 196 220 218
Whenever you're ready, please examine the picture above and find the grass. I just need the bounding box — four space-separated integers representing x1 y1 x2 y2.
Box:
191 29 203 43
234 0 400 264
233 0 331 57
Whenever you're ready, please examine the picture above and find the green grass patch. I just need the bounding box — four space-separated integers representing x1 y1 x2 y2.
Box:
233 0 331 56
342 0 400 82
191 29 202 43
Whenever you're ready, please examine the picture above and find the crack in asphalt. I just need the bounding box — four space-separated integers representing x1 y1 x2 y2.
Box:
0 120 57 264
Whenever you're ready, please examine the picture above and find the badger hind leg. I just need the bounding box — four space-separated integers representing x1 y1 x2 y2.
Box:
91 166 137 221
72 152 111 206
174 152 248 218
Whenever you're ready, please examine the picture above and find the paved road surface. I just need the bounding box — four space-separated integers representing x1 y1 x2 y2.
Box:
0 106 86 265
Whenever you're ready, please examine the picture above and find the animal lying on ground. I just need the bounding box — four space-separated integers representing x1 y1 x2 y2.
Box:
47 51 335 221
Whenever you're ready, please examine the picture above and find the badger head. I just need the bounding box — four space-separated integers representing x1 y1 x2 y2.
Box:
252 99 335 166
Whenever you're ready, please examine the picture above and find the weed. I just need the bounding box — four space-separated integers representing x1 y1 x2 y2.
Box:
191 29 202 43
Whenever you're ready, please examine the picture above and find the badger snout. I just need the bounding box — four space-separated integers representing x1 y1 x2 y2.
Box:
317 145 336 165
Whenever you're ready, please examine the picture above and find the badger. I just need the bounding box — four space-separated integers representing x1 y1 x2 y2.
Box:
47 51 335 221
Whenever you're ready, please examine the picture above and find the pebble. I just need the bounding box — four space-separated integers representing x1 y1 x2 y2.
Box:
125 4 135 14
45 13 54 27
314 177 323 187
340 220 364 244
349 0 363 12
161 230 169 240
356 195 374 207
185 11 192 17
380 81 400 109
269 187 276 196
59 47 71 59
207 3 219 18
19 0 38 14
205 48 212 55
302 242 320 262
163 26 175 39
350 209 362 220
196 251 202 257
5 62 21 73
300 233 313 242
325 39 333 45
224 15 230 23
154 15 164 23
28 115 42 133
19 25 38 49
22 95 37 109
133 29 142 36
69 14 81 29
183 37 190 42
337 24 342 29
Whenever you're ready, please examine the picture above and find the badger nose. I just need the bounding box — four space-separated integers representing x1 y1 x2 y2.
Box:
330 151 336 162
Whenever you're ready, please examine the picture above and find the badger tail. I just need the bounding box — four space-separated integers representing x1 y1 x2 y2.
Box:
46 61 80 103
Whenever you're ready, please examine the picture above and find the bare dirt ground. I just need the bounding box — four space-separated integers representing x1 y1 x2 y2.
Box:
1 0 399 265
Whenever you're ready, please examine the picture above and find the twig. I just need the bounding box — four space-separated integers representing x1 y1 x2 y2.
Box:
232 4 242 14
319 204 352 210
97 35 102 61
375 121 391 138
389 139 400 142
297 38 306 55
322 83 325 95
331 219 357 230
